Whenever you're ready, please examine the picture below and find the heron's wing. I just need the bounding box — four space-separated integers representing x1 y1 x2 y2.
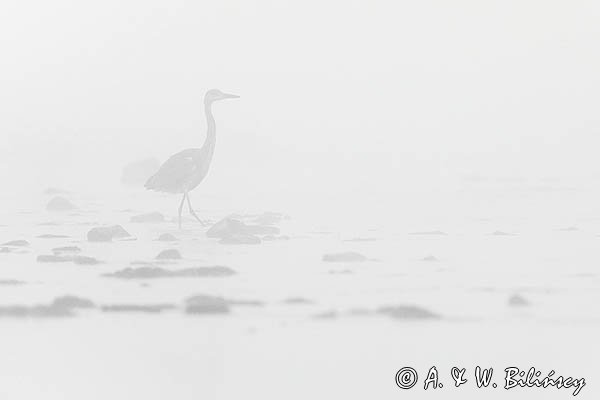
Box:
144 149 201 193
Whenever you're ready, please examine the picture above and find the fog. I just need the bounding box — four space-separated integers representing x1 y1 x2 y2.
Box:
1 2 600 399
2 1 600 219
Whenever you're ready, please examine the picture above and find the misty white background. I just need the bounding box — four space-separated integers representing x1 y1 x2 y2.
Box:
1 0 599 222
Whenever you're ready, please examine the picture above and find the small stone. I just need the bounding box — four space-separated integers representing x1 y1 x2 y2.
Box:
328 268 354 274
37 234 70 239
207 217 279 239
87 225 132 242
185 295 230 314
155 249 182 260
156 233 178 241
283 297 314 305
0 305 73 318
37 254 73 263
491 230 516 236
1 240 29 247
0 279 26 285
228 299 265 307
206 218 246 238
508 294 530 307
101 304 175 313
104 266 236 279
46 196 77 212
377 305 441 320
72 255 101 265
52 295 95 309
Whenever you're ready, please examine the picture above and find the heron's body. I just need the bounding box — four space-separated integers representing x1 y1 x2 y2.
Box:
144 89 238 228
144 147 212 194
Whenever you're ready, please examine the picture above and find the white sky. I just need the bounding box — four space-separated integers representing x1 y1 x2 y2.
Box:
1 1 599 215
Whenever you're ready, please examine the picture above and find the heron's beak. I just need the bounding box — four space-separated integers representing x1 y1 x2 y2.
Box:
221 92 239 99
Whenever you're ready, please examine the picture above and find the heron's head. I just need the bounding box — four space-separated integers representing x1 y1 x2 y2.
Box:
204 89 239 104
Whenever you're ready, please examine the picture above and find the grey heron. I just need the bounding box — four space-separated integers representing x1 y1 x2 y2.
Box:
144 89 239 228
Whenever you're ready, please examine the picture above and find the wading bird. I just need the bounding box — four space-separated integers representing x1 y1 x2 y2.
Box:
145 89 239 228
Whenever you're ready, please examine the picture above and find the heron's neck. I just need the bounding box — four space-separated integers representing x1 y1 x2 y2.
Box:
202 101 216 151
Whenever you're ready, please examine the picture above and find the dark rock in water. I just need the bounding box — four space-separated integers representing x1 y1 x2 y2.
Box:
130 212 165 223
219 235 261 245
207 217 280 239
104 265 236 279
121 158 161 186
185 294 263 311
101 304 175 313
283 297 314 305
46 196 77 212
87 225 132 242
322 252 367 263
1 240 29 247
37 253 100 265
185 295 230 314
377 305 441 320
52 246 81 254
0 279 26 285
422 255 439 262
206 218 245 238
43 187 69 195
0 305 73 318
37 234 70 239
508 294 530 307
156 249 182 260
156 233 178 242
52 295 95 309
408 230 447 236
37 254 73 263
72 255 101 265
228 299 265 307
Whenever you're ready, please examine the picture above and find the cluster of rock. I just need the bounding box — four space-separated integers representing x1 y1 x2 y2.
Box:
206 217 281 245
36 246 102 265
87 225 133 242
103 265 236 279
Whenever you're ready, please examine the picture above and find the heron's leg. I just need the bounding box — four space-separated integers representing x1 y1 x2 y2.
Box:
178 193 187 229
186 193 209 226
